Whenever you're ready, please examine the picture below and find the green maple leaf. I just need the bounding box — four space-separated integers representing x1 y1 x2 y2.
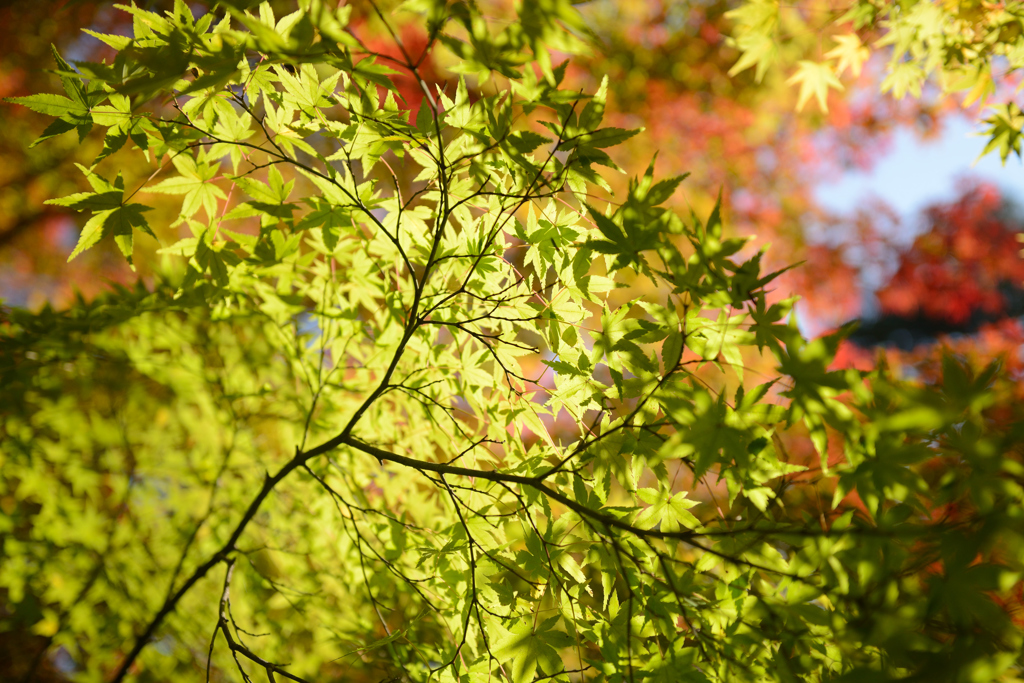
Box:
5 92 84 118
147 155 226 220
825 33 870 78
728 32 779 82
4 47 96 145
880 61 925 100
980 102 1024 163
635 488 701 532
725 0 779 82
491 617 572 683
787 60 844 112
91 94 148 163
46 167 154 263
296 197 352 251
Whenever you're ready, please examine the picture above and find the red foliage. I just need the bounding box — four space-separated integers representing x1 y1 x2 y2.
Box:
994 582 1024 628
830 341 875 371
350 20 447 120
877 183 1024 325
792 244 863 335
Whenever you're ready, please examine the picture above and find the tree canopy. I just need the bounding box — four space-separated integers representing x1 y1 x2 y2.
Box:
2 2 1024 683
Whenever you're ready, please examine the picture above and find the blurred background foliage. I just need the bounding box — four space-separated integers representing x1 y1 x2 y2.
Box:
4 0 1024 680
